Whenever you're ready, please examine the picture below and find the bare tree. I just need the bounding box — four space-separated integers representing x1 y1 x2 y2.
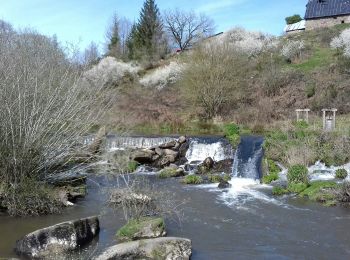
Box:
119 18 132 57
163 9 215 51
83 41 100 66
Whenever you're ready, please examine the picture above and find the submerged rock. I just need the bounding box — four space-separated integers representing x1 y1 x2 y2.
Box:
116 217 166 242
218 180 231 189
95 237 192 260
15 216 99 258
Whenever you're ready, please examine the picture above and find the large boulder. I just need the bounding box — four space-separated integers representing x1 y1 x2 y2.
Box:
132 149 155 164
15 216 100 258
95 237 192 260
116 217 166 242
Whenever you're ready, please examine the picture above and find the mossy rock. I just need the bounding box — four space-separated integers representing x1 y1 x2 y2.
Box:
182 175 203 185
116 217 166 242
159 167 184 179
299 181 337 206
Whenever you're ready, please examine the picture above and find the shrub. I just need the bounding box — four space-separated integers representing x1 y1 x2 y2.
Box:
208 174 223 183
223 174 232 182
335 169 348 179
221 27 279 57
262 172 279 184
306 84 316 98
272 186 289 196
128 161 139 173
139 61 184 89
159 168 183 179
281 40 305 62
224 123 241 146
0 25 109 215
330 28 350 58
182 175 203 185
287 164 309 184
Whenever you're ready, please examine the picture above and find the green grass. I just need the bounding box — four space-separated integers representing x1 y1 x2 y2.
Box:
288 182 309 193
208 174 231 183
116 217 165 241
290 48 335 73
262 160 280 184
182 175 203 185
272 186 289 196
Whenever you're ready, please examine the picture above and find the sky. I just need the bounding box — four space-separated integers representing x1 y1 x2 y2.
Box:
0 0 307 51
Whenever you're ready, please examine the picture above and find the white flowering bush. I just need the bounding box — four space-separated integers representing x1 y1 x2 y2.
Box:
281 40 305 61
330 28 350 58
84 56 141 86
215 27 279 57
139 61 184 90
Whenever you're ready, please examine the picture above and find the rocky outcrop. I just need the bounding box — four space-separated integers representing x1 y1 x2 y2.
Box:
94 237 192 260
132 136 189 168
15 216 100 258
116 217 166 242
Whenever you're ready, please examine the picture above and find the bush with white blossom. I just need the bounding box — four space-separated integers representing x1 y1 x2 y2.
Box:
84 56 141 86
330 28 350 58
215 27 279 57
139 61 184 90
281 40 305 61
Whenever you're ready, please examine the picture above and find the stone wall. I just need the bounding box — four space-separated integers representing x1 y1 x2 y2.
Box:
306 15 350 30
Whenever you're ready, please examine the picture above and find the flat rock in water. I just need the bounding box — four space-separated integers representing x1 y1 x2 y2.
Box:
94 237 192 260
45 171 87 186
15 216 99 258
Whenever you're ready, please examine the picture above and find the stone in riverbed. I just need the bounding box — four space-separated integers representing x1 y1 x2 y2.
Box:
159 140 177 149
94 237 192 260
218 180 231 189
178 136 187 144
132 149 155 164
15 216 100 258
116 217 166 242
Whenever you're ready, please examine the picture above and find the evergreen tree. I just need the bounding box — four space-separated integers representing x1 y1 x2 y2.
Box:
135 0 167 59
106 13 121 56
126 23 138 60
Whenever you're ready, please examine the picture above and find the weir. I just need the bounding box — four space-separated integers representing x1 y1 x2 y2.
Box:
232 136 264 180
103 135 233 162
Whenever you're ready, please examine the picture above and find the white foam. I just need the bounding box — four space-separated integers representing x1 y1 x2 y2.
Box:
185 140 232 162
219 177 285 207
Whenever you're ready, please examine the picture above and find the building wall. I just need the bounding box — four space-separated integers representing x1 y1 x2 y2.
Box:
306 15 350 30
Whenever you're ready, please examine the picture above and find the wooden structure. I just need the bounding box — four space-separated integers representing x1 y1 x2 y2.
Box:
322 108 337 131
295 109 310 123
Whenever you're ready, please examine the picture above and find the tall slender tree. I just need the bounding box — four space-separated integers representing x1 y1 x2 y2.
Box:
135 0 167 59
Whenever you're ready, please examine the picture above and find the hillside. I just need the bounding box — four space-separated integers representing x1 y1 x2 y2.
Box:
92 24 350 134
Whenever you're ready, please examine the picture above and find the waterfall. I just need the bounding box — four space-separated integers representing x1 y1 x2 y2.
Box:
185 137 233 163
232 136 264 180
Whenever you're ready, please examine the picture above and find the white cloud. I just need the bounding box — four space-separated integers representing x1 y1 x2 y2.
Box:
197 0 246 13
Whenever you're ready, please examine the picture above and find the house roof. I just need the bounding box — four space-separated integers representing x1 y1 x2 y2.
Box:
305 0 350 19
284 20 306 32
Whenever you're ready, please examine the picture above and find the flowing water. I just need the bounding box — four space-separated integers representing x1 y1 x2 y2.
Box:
1 136 350 259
